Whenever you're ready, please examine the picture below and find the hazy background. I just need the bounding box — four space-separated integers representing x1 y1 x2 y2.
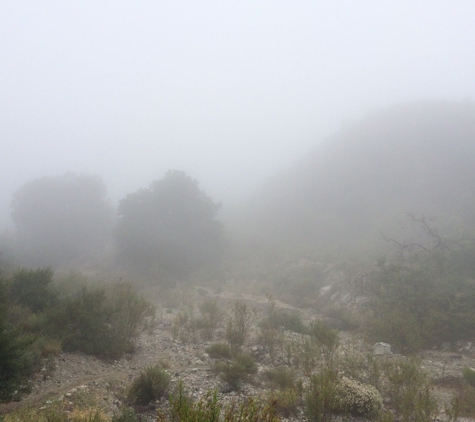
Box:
2 1 475 229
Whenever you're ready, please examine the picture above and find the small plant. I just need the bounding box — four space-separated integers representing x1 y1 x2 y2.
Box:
269 388 300 417
463 367 475 387
309 320 339 364
214 354 257 391
226 301 252 353
333 377 382 418
263 367 296 390
304 368 340 422
127 365 170 405
199 299 221 339
206 342 232 359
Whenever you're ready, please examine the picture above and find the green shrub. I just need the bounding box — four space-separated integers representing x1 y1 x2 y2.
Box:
263 367 296 390
333 377 382 418
226 301 252 353
269 388 300 417
206 342 232 359
304 368 340 422
127 365 170 405
309 320 339 364
162 381 280 422
0 280 36 402
9 268 58 313
199 299 221 339
366 245 475 352
46 283 153 359
463 367 475 387
215 354 256 391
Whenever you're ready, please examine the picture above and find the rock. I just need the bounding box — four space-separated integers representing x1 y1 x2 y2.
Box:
320 285 332 295
373 342 392 355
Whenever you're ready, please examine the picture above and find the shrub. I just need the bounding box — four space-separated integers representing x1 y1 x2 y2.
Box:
215 354 256 391
127 365 170 405
304 368 340 422
226 301 252 353
463 367 475 387
309 320 339 364
263 367 296 390
333 377 382 418
206 342 232 359
47 283 153 359
161 381 280 422
9 268 58 313
269 388 300 417
199 299 221 339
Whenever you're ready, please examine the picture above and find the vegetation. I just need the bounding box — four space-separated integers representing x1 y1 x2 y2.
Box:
127 365 170 405
11 173 113 267
115 170 225 279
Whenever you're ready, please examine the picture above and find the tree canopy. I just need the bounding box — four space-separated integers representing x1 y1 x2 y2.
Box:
115 170 225 278
11 173 114 266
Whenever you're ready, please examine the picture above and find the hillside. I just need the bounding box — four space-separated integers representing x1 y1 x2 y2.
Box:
246 100 475 258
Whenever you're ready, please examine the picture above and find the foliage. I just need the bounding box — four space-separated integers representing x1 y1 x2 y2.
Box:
0 278 36 402
127 365 170 405
206 342 232 359
463 367 475 387
9 267 58 313
381 357 438 422
304 368 340 422
268 388 300 417
11 173 113 266
198 299 221 339
226 300 252 353
159 381 280 422
214 354 257 391
366 243 475 351
333 377 382 418
308 320 339 364
262 367 296 390
115 170 225 278
47 282 153 359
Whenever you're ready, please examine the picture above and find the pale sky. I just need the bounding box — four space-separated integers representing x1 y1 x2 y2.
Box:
1 1 475 229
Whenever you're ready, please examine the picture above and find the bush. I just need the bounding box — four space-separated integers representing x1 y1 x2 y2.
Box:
333 377 382 418
226 301 252 353
215 354 257 391
9 268 58 313
263 367 296 390
47 283 153 359
269 388 300 417
463 367 475 387
366 245 475 352
305 368 340 422
206 342 232 359
127 365 170 405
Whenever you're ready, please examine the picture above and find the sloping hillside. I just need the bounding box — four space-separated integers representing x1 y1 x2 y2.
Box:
247 100 475 257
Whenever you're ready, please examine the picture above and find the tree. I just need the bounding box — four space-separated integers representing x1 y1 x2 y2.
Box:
11 173 114 266
115 170 225 278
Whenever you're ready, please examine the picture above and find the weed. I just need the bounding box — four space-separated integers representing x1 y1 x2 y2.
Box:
262 367 296 390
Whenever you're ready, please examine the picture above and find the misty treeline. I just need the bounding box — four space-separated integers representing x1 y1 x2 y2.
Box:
2 101 475 279
4 170 225 281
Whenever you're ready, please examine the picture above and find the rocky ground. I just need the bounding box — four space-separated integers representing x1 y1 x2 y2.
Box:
1 286 475 421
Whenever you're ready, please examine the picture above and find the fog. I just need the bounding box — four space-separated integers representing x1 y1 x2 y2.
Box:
2 1 475 230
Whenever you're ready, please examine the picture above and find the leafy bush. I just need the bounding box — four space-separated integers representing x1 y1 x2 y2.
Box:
366 244 475 352
269 388 300 417
9 268 58 313
263 367 296 390
304 368 340 422
214 354 257 391
463 367 475 387
333 377 382 418
0 279 36 402
308 320 339 364
47 282 153 359
127 365 170 405
206 342 232 359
